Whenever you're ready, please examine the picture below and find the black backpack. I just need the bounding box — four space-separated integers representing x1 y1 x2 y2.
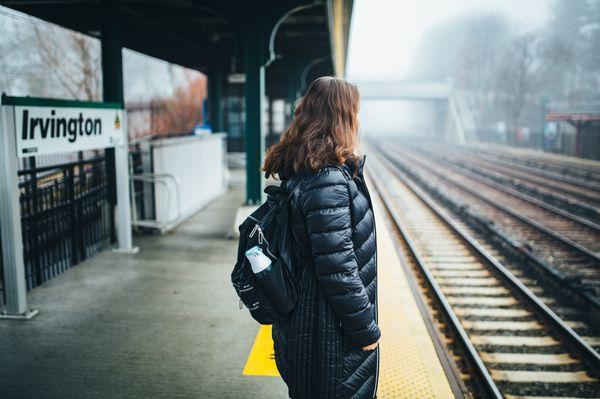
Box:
231 180 301 325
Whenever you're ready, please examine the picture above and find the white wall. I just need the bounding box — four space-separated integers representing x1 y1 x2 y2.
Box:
151 133 227 228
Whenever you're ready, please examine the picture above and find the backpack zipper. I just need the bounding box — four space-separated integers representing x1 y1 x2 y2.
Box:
247 220 276 259
249 223 265 246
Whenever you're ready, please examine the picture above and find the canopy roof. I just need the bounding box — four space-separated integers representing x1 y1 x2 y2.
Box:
3 0 354 79
547 112 600 122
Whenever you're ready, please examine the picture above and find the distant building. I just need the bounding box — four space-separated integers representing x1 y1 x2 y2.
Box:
545 106 600 161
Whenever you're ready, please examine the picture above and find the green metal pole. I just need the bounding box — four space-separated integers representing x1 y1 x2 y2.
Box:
101 0 123 105
243 27 265 205
267 96 274 142
286 61 303 119
101 0 124 243
288 80 299 118
208 62 223 133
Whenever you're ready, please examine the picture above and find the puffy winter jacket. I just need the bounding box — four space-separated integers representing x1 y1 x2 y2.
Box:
272 154 380 399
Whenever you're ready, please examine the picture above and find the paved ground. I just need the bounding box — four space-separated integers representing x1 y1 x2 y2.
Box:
0 168 288 398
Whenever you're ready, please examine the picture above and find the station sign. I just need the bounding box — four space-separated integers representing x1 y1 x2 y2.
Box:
14 105 124 157
0 95 136 319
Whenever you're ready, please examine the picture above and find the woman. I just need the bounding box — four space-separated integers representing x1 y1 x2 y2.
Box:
263 76 380 399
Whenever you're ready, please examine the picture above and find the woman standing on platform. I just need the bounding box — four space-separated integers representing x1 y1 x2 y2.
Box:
263 77 381 399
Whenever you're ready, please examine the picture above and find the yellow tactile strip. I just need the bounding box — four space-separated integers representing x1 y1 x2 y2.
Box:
243 324 279 376
373 197 455 399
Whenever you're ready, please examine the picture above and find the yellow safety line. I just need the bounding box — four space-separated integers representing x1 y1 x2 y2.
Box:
371 182 455 399
243 324 280 377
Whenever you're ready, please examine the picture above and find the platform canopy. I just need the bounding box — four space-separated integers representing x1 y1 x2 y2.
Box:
3 0 353 85
546 112 600 123
3 0 355 204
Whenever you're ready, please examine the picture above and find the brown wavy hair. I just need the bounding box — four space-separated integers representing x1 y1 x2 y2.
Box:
263 76 360 179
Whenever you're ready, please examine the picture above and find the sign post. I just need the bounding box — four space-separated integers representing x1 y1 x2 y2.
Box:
0 101 31 318
0 95 138 319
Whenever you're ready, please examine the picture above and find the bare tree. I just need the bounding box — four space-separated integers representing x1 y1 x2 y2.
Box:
153 71 207 136
495 33 541 144
541 0 599 103
408 12 511 133
458 13 510 130
72 34 101 100
0 15 31 94
32 23 100 100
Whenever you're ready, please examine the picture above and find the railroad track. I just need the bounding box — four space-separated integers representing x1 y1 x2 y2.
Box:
412 144 600 221
378 142 600 300
450 145 600 203
463 146 600 184
366 144 600 399
404 144 600 240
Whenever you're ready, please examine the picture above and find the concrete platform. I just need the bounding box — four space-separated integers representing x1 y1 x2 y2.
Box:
0 168 288 399
0 164 458 399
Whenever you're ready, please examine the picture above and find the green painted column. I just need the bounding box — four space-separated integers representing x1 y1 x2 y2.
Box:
101 0 123 105
267 96 274 139
288 75 301 118
101 0 124 243
208 62 223 133
243 26 265 205
284 59 304 118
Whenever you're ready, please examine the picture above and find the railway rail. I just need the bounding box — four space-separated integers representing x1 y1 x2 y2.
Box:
412 144 600 222
378 142 600 302
395 147 600 253
459 146 600 185
366 144 600 398
453 146 600 200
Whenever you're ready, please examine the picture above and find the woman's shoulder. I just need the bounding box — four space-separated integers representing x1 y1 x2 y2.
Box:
284 166 351 213
300 165 349 188
282 165 350 200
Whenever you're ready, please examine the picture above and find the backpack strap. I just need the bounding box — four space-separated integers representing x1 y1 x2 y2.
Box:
283 176 302 204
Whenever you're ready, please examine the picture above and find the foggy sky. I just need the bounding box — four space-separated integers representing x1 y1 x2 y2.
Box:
347 0 552 81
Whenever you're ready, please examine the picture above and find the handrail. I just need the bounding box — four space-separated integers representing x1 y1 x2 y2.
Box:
130 173 181 232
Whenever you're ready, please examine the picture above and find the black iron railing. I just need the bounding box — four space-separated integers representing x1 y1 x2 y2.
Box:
0 156 111 306
129 143 148 223
0 244 4 306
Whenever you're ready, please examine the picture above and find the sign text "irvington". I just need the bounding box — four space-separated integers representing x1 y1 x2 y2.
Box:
21 109 102 143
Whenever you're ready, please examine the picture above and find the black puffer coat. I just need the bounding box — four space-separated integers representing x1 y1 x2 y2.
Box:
273 155 380 399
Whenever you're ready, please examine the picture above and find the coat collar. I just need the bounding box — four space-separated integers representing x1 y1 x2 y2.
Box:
343 154 366 178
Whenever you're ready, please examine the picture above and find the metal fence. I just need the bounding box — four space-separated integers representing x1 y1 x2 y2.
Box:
0 243 3 306
130 142 149 226
0 155 111 306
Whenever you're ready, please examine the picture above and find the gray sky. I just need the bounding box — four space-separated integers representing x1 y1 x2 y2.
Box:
347 0 553 81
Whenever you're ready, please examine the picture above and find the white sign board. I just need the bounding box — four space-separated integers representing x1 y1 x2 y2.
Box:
14 105 125 157
0 96 136 318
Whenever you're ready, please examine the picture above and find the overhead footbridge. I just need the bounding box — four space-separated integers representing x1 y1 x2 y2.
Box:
358 80 477 143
